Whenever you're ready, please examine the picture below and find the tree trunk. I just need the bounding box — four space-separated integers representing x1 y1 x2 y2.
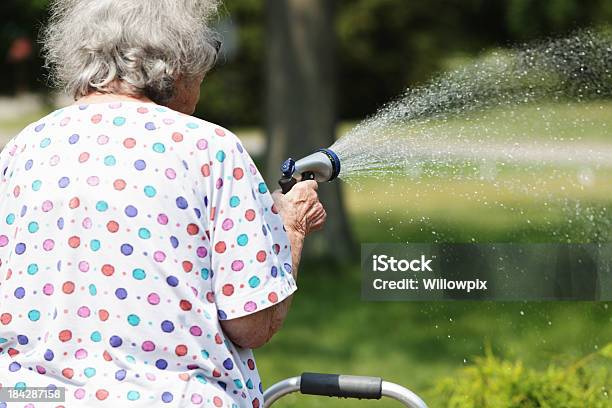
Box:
265 0 354 261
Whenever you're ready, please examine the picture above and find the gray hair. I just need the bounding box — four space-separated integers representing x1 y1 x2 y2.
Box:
42 0 220 104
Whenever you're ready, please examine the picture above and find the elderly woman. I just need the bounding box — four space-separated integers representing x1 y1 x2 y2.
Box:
0 1 326 407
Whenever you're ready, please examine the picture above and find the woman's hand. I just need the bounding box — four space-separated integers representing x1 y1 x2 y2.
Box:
272 180 327 237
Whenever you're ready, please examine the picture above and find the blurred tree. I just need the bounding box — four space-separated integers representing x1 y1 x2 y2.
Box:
1 0 611 124
7 37 33 93
196 0 265 125
195 0 612 125
505 0 610 40
0 0 48 94
264 0 355 261
335 0 612 119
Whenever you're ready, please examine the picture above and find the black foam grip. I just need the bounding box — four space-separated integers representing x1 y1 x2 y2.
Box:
279 177 297 194
300 373 382 399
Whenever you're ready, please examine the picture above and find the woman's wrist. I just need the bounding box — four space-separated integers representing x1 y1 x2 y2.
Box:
285 228 305 278
286 225 305 240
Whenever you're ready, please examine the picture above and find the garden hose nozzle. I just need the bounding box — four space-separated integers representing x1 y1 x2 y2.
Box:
279 148 341 193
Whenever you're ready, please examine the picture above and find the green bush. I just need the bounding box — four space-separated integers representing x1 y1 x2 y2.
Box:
430 343 611 408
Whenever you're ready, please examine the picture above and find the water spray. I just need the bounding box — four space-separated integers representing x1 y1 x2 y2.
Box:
278 148 341 193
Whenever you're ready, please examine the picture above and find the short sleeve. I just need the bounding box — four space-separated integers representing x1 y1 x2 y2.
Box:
205 129 297 321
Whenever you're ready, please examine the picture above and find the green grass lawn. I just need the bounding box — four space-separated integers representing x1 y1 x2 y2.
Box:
257 175 612 406
394 100 612 143
257 271 610 407
256 171 612 406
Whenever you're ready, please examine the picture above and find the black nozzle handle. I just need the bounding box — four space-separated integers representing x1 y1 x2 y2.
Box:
279 177 297 194
300 373 382 400
278 172 316 194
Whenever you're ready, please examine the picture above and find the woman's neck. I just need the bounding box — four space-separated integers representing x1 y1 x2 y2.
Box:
75 92 155 106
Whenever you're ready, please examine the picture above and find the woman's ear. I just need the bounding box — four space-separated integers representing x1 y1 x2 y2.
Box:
166 75 203 115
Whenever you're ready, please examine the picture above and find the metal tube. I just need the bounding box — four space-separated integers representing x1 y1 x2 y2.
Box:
263 376 301 408
263 376 428 408
381 380 429 408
